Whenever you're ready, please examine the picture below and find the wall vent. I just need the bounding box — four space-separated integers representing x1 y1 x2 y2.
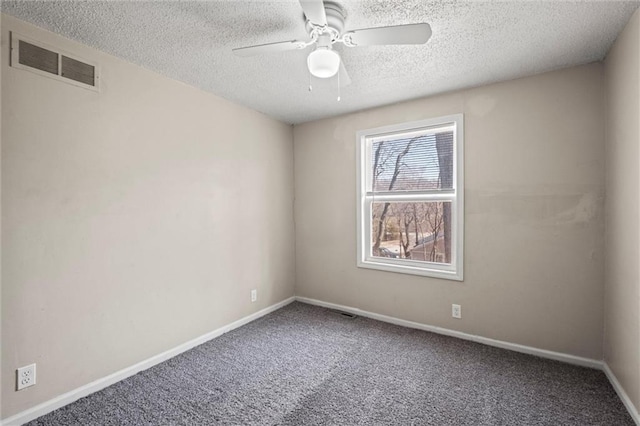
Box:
61 55 96 86
331 310 357 319
11 32 99 91
18 40 59 75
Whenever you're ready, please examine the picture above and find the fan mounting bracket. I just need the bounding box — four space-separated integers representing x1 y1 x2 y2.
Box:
305 1 346 43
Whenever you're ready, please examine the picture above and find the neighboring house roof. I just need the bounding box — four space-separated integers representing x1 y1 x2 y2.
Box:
412 233 444 250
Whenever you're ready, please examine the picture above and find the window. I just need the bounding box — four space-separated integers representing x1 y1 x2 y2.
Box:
356 114 464 280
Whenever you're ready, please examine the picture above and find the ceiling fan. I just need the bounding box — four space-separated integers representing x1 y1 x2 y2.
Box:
232 0 432 84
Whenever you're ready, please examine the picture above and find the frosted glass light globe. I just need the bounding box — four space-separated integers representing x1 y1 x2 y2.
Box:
307 48 340 78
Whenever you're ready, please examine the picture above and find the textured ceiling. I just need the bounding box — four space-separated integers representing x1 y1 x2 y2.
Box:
3 1 639 124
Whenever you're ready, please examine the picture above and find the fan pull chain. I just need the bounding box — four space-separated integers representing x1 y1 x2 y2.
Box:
337 69 341 102
309 71 313 92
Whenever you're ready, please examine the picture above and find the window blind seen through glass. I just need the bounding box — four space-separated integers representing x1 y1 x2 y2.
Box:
371 130 453 192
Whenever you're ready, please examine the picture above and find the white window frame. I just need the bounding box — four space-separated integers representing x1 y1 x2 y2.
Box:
356 114 464 281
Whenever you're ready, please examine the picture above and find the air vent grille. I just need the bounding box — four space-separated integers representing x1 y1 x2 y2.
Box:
331 310 357 319
11 32 99 91
18 40 58 75
61 55 95 86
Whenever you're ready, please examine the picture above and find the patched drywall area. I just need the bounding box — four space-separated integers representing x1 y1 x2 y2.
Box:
604 8 640 415
469 188 601 227
294 64 605 360
1 15 295 418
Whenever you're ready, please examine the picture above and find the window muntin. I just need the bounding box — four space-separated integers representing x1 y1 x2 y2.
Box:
357 115 463 280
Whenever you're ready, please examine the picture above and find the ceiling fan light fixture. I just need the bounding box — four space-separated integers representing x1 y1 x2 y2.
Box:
307 47 340 78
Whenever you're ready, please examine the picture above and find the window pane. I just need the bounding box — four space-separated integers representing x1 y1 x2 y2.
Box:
371 130 453 192
371 201 452 264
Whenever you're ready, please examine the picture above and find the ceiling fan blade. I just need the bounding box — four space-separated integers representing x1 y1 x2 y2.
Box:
299 0 327 26
339 61 351 87
232 40 304 57
345 23 432 46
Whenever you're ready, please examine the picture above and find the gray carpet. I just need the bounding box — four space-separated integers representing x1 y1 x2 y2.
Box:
28 302 633 425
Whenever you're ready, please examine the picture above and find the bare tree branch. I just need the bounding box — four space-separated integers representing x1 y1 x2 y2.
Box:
373 137 419 252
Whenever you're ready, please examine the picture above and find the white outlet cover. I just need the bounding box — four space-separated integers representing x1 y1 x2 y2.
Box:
17 364 36 390
452 304 462 319
251 289 257 302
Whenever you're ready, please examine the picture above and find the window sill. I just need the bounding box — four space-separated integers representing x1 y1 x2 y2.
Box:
357 258 463 281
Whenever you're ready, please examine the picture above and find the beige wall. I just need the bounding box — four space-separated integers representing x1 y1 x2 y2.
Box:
1 15 295 418
294 64 606 360
604 9 640 415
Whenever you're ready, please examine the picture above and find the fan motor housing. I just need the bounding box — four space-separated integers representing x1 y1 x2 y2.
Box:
305 1 346 37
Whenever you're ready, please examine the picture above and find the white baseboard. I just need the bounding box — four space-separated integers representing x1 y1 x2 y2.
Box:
295 296 603 369
603 363 640 425
1 296 296 426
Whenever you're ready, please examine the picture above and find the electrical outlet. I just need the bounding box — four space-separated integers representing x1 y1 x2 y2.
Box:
17 364 36 391
452 304 462 319
251 289 257 303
